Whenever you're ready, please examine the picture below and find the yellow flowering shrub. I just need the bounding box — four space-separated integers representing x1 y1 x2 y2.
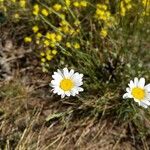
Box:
0 0 149 72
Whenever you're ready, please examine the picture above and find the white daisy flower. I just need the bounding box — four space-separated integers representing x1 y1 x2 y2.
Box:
50 68 84 98
123 77 150 108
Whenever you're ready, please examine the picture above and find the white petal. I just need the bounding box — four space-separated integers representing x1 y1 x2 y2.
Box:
123 93 132 99
134 98 140 103
79 74 84 78
53 87 60 94
71 72 81 80
76 87 84 92
52 73 63 80
70 90 76 96
134 77 138 87
76 81 83 86
57 88 64 95
126 88 131 93
145 93 150 101
63 68 69 78
145 84 150 92
138 78 145 88
142 100 150 106
69 69 75 77
51 79 60 86
139 102 148 108
61 93 65 98
128 80 135 89
72 73 83 86
57 69 64 77
65 91 71 97
70 88 78 96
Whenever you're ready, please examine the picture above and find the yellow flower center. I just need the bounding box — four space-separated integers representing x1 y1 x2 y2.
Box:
131 87 145 100
60 79 74 91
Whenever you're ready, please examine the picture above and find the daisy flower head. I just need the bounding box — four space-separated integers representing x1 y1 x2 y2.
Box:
123 77 150 108
50 68 84 98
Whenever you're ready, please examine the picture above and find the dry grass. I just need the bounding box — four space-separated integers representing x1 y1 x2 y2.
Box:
0 41 150 149
0 74 150 150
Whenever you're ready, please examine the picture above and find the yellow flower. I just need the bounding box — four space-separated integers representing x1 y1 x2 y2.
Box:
41 9 49 16
45 32 51 39
46 49 51 55
46 54 53 61
32 26 39 33
120 7 126 16
97 4 107 10
62 26 69 33
80 1 87 7
65 0 71 7
52 50 57 55
73 1 80 7
95 3 113 23
44 40 50 46
96 9 104 16
45 33 56 43
100 28 108 38
56 34 62 42
143 0 150 7
76 29 80 33
46 32 56 41
50 33 56 40
124 0 131 3
50 43 55 47
100 15 107 21
74 20 81 26
66 42 71 48
19 0 26 8
24 37 32 43
126 4 132 10
105 16 117 27
53 4 62 11
60 14 66 19
41 58 46 62
36 32 42 38
73 42 80 49
33 10 38 16
33 4 39 16
40 52 45 56
60 20 69 26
